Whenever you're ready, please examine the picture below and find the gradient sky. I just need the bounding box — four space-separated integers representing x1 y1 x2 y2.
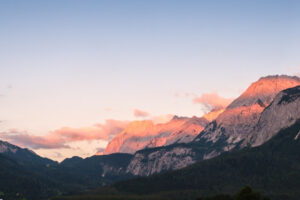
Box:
0 0 300 160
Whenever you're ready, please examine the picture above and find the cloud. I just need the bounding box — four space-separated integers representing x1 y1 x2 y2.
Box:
193 92 233 110
151 114 174 124
94 119 129 140
0 129 69 149
133 109 150 118
0 120 129 150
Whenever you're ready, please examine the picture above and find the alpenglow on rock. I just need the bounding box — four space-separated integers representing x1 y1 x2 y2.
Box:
194 75 300 151
104 116 209 154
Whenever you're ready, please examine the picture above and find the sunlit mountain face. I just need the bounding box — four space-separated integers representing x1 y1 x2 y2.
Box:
121 76 300 177
196 75 300 145
103 107 229 155
104 75 300 156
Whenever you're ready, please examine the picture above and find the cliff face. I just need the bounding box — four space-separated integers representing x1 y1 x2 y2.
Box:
247 86 300 147
126 146 196 176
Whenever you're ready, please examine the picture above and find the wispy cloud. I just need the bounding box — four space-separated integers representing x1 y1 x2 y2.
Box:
0 120 129 149
133 109 150 118
193 92 233 111
0 129 69 149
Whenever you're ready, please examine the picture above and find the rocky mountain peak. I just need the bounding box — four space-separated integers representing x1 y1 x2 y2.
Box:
196 75 300 151
228 75 300 109
171 115 189 121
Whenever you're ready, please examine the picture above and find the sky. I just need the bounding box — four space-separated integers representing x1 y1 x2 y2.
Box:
0 0 300 161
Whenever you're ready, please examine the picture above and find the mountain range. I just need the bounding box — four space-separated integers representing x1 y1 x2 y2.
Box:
1 75 300 200
125 75 300 176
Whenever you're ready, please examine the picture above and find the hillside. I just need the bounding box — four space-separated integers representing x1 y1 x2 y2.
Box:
56 119 300 200
0 154 59 200
0 141 134 200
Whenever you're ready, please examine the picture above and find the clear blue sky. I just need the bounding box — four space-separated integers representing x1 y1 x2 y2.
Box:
0 0 299 160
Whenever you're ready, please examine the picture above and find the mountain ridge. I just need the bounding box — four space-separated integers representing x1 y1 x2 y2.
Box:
124 76 300 176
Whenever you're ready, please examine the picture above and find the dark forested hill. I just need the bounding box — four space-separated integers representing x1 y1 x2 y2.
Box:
0 153 59 200
0 142 134 200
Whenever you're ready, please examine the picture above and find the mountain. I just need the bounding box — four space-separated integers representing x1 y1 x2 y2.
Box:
109 118 300 200
202 108 225 121
0 152 59 200
104 116 209 154
57 153 134 187
2 75 300 200
0 140 57 169
145 116 209 148
53 117 300 200
246 85 300 147
0 139 134 200
125 76 300 176
195 75 300 150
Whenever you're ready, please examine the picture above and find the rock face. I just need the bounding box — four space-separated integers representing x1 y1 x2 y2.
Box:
145 116 209 148
202 108 225 122
247 86 300 146
126 146 196 176
104 120 156 154
125 75 300 176
195 75 300 150
104 116 209 154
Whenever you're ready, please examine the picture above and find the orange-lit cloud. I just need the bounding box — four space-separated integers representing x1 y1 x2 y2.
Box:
193 92 233 110
0 120 129 149
133 109 150 118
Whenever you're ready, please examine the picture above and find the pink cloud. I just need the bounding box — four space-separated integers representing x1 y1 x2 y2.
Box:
193 92 233 110
133 109 150 118
94 119 129 140
0 129 69 149
0 120 129 149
